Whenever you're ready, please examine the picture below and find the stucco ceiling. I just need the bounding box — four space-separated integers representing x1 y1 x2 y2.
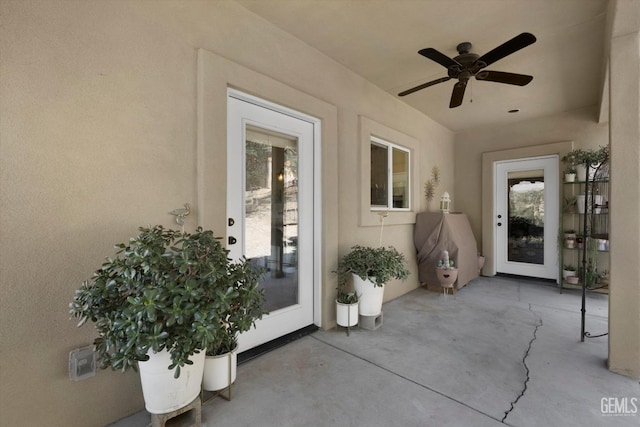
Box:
235 0 610 132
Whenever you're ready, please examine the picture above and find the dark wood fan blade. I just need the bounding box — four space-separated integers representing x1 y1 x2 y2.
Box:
476 70 533 86
449 81 467 108
398 76 451 97
419 48 461 69
475 32 536 68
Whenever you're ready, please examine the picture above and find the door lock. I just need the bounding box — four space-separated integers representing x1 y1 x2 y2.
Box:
228 218 235 227
497 222 502 227
228 236 237 245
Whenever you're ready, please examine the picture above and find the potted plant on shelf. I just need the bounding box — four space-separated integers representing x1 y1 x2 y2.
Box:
564 166 576 182
202 259 266 393
562 264 577 280
69 225 265 414
564 196 577 213
563 230 576 248
562 145 609 182
336 245 409 316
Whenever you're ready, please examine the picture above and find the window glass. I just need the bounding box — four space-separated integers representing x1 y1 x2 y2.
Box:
392 148 409 208
370 137 410 210
370 142 388 207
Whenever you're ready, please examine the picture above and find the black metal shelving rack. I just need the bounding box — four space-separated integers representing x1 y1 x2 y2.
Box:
560 161 609 342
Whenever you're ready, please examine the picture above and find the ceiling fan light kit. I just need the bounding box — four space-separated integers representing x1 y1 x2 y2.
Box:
399 32 537 108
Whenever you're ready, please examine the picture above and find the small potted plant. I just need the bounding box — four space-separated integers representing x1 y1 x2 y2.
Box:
563 230 576 248
564 166 576 182
564 196 577 213
335 281 359 329
69 226 263 414
562 264 577 280
336 245 409 316
202 259 267 393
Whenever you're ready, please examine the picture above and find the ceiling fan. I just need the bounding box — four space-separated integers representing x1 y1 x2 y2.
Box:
398 32 537 108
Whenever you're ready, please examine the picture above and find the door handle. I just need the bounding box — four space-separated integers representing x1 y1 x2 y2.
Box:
228 236 237 245
228 218 235 227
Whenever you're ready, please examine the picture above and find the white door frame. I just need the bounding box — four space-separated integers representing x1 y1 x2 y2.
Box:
494 155 559 280
227 89 321 352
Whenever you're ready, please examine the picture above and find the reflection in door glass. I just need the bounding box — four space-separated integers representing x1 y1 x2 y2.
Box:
508 170 544 265
245 126 299 312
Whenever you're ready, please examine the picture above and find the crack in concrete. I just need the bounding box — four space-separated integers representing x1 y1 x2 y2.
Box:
502 303 543 423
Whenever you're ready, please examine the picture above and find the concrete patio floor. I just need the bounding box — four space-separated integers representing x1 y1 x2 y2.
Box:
111 276 639 427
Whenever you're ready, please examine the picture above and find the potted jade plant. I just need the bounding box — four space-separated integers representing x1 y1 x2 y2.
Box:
69 225 264 414
202 259 266 393
336 245 409 316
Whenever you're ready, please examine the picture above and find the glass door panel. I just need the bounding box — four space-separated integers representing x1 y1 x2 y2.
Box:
507 169 545 265
245 126 299 312
495 156 558 280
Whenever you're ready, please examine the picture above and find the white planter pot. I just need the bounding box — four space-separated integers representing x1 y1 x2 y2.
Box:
576 165 587 182
562 269 576 279
336 300 359 327
352 274 384 316
564 173 576 182
594 195 603 209
576 164 600 182
576 195 603 214
203 347 237 392
138 349 205 414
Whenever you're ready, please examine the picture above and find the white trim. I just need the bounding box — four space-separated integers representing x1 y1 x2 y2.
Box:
228 89 319 126
369 136 412 212
197 48 338 330
359 116 420 227
494 155 559 280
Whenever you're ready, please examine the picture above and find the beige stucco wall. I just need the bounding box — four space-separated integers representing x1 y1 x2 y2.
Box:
607 0 640 380
0 1 454 425
454 106 609 250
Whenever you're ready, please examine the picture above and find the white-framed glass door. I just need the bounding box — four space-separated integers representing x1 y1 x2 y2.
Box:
495 156 559 280
227 91 316 352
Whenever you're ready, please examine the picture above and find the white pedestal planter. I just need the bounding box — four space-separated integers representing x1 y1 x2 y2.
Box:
336 300 359 327
202 348 237 392
138 349 205 414
352 274 384 316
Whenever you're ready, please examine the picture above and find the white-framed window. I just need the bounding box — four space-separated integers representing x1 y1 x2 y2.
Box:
370 136 410 211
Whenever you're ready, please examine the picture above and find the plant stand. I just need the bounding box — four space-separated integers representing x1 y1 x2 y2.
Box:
336 301 359 336
201 353 234 404
201 384 233 405
436 267 458 299
359 311 383 331
150 396 201 427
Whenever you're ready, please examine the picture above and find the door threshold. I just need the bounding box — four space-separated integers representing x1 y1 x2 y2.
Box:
496 273 557 284
238 324 319 365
